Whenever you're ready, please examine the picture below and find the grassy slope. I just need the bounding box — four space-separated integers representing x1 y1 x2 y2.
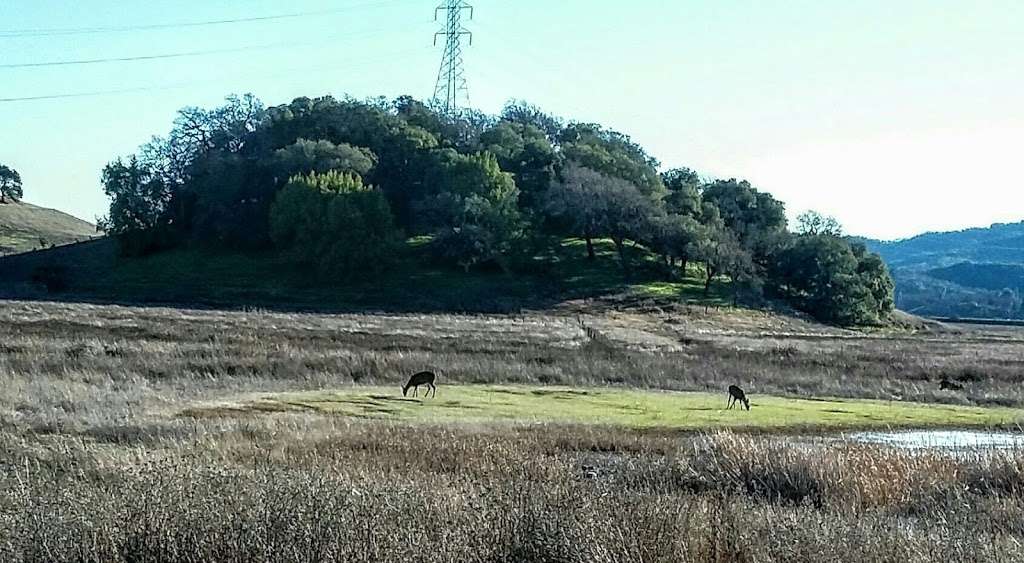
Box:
0 201 97 254
1 236 734 312
191 385 1024 431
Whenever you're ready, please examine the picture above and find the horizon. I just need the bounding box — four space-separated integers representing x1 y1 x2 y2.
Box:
2 0 1022 240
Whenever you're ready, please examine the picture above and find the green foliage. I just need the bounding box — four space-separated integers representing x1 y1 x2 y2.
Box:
773 234 894 325
701 178 788 276
480 122 558 210
394 96 493 152
853 244 896 317
99 92 897 326
272 139 377 180
647 213 706 273
559 123 666 199
184 152 268 248
0 164 23 203
661 167 703 217
424 153 524 272
269 171 400 277
261 96 440 226
702 179 787 243
696 227 755 298
100 157 170 235
500 99 564 141
100 158 178 256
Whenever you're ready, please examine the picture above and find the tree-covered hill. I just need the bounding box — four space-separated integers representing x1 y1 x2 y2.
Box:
3 93 895 325
928 263 1024 292
861 222 1024 269
859 222 1024 319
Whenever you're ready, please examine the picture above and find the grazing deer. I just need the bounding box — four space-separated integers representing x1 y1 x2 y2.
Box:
727 385 750 411
402 371 437 398
939 378 964 391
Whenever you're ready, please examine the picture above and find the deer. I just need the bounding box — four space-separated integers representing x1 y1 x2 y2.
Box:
939 378 964 391
727 385 750 411
402 371 437 398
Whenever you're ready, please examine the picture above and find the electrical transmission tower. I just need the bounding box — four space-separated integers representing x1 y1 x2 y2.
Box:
432 0 473 115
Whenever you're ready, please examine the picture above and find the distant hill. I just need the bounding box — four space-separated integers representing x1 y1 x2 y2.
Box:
857 222 1024 319
859 221 1024 269
0 201 98 255
928 263 1024 292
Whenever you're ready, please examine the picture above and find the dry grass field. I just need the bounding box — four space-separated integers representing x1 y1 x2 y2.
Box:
2 299 1024 561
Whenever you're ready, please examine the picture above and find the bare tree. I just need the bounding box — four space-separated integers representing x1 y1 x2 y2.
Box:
546 163 661 272
795 210 843 236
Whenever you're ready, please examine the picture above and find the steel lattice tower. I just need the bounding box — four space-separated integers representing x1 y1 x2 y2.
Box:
432 0 473 115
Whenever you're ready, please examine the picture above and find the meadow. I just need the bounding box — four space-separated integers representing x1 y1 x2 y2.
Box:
1 299 1024 561
197 385 1022 430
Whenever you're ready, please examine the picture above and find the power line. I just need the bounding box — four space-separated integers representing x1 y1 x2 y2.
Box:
1 29 402 69
0 0 415 38
0 47 433 103
432 0 473 115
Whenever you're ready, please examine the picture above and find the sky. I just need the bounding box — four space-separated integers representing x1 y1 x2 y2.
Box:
1 0 1021 241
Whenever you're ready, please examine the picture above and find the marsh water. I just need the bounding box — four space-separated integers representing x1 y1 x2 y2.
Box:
846 430 1024 451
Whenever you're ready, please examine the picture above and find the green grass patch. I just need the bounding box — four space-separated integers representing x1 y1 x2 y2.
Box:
193 385 1024 431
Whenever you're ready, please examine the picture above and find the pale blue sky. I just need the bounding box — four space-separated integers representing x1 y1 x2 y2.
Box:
2 0 1021 239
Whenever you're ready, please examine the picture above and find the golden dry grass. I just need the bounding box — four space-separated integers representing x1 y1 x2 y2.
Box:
2 300 1024 561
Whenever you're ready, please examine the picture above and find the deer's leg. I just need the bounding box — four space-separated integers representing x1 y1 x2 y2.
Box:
430 383 436 397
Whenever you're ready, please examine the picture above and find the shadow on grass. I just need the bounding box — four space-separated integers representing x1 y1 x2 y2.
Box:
0 237 737 315
531 389 593 397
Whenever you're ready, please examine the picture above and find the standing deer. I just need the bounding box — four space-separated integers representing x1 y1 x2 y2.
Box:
727 385 750 411
402 371 437 398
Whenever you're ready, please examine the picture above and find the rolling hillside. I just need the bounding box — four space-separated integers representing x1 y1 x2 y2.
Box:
859 221 1024 319
0 201 98 255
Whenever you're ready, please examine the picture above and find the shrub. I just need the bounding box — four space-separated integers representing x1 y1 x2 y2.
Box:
269 171 401 277
772 234 894 325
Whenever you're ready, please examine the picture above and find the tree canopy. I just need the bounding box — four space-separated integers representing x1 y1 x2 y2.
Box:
100 93 894 326
0 164 23 203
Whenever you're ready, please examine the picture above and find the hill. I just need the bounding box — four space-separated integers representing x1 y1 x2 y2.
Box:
861 221 1024 269
0 93 896 327
928 263 1024 292
858 221 1024 319
0 201 98 255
